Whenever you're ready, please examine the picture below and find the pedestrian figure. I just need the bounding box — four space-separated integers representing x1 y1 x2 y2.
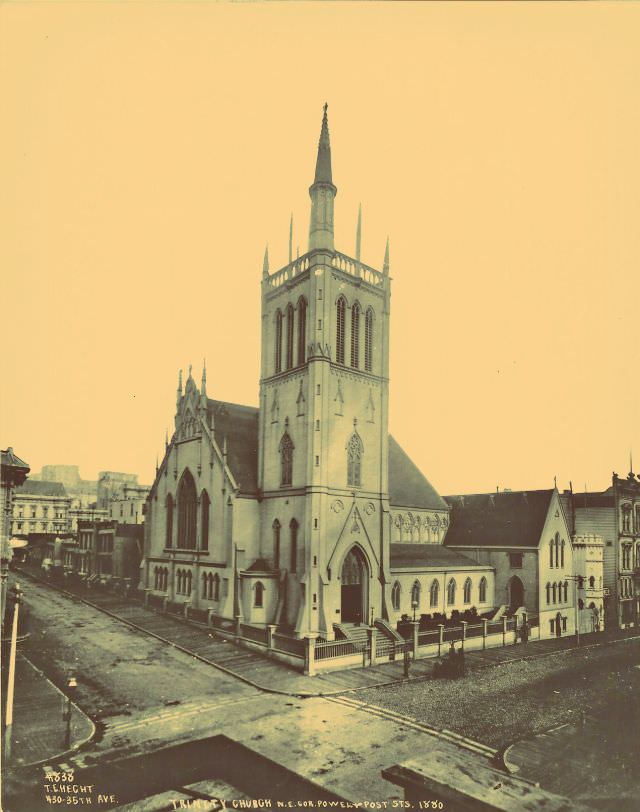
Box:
521 620 529 644
555 611 562 638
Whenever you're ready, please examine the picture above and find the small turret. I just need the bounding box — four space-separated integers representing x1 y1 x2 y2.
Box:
176 369 183 408
262 244 269 279
308 103 337 252
355 203 362 263
383 237 390 276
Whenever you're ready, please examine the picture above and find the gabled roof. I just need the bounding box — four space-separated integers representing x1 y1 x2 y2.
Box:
207 399 259 496
16 480 68 498
388 436 448 511
571 491 615 509
444 489 554 548
1 448 29 469
390 543 486 570
168 400 447 507
245 557 274 573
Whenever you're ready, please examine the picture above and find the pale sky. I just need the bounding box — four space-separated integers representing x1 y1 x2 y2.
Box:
1 2 638 495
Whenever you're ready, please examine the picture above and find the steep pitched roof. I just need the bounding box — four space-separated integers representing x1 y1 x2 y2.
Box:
1 448 29 469
390 543 485 570
177 402 447 507
16 480 68 498
571 491 615 509
388 436 448 511
207 399 259 496
444 489 554 548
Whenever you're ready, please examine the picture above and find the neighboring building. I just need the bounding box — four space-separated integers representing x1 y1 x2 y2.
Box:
109 484 150 525
565 469 640 629
97 472 143 510
68 499 109 532
32 464 98 505
571 533 605 633
32 464 149 530
11 480 71 537
1 448 30 620
1 448 30 543
444 489 577 638
142 108 495 641
74 520 143 586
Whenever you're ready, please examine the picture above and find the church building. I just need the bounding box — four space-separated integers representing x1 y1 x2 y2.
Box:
141 108 494 644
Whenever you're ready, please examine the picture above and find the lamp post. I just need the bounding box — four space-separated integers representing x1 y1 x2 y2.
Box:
412 599 418 623
63 676 78 750
4 582 23 762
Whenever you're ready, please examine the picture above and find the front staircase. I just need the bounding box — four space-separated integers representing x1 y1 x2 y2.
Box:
333 621 400 645
333 622 371 646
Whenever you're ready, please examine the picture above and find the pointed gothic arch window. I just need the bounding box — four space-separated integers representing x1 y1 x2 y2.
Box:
552 582 557 603
560 539 565 569
430 579 439 608
336 296 346 365
273 519 281 570
177 470 197 549
213 573 220 601
200 490 210 551
546 582 551 604
463 577 472 604
365 308 374 372
392 581 401 611
290 518 299 572
447 578 456 606
411 580 421 607
285 303 295 370
554 533 560 568
347 432 363 488
563 581 568 602
549 539 554 568
279 432 294 487
479 576 487 604
297 297 307 366
274 309 283 373
351 302 361 369
254 581 264 608
165 493 174 549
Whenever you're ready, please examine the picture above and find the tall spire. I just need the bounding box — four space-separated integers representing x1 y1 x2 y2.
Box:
262 244 269 279
383 237 390 275
288 214 293 263
314 102 333 184
201 359 207 396
177 369 183 407
355 204 362 263
308 103 337 252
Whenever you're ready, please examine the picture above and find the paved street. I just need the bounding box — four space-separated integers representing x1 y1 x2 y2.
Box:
7 574 639 811
5 575 502 809
357 636 640 808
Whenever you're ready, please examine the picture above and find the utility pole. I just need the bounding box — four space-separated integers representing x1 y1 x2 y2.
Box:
4 582 23 762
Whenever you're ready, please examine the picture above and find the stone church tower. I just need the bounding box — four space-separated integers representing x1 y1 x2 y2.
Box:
259 105 392 637
143 108 461 648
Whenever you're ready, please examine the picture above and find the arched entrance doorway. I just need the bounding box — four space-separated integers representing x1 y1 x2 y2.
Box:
508 576 525 611
341 546 368 624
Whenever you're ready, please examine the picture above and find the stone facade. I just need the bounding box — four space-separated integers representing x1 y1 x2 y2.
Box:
141 108 494 641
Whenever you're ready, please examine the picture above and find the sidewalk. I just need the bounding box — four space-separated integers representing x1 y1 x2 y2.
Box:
504 707 640 807
2 653 95 768
16 565 640 697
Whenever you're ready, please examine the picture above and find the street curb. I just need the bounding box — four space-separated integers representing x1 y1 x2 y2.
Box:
13 654 97 770
16 568 640 700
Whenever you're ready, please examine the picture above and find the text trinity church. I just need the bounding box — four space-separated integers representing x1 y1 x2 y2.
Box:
142 107 494 645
